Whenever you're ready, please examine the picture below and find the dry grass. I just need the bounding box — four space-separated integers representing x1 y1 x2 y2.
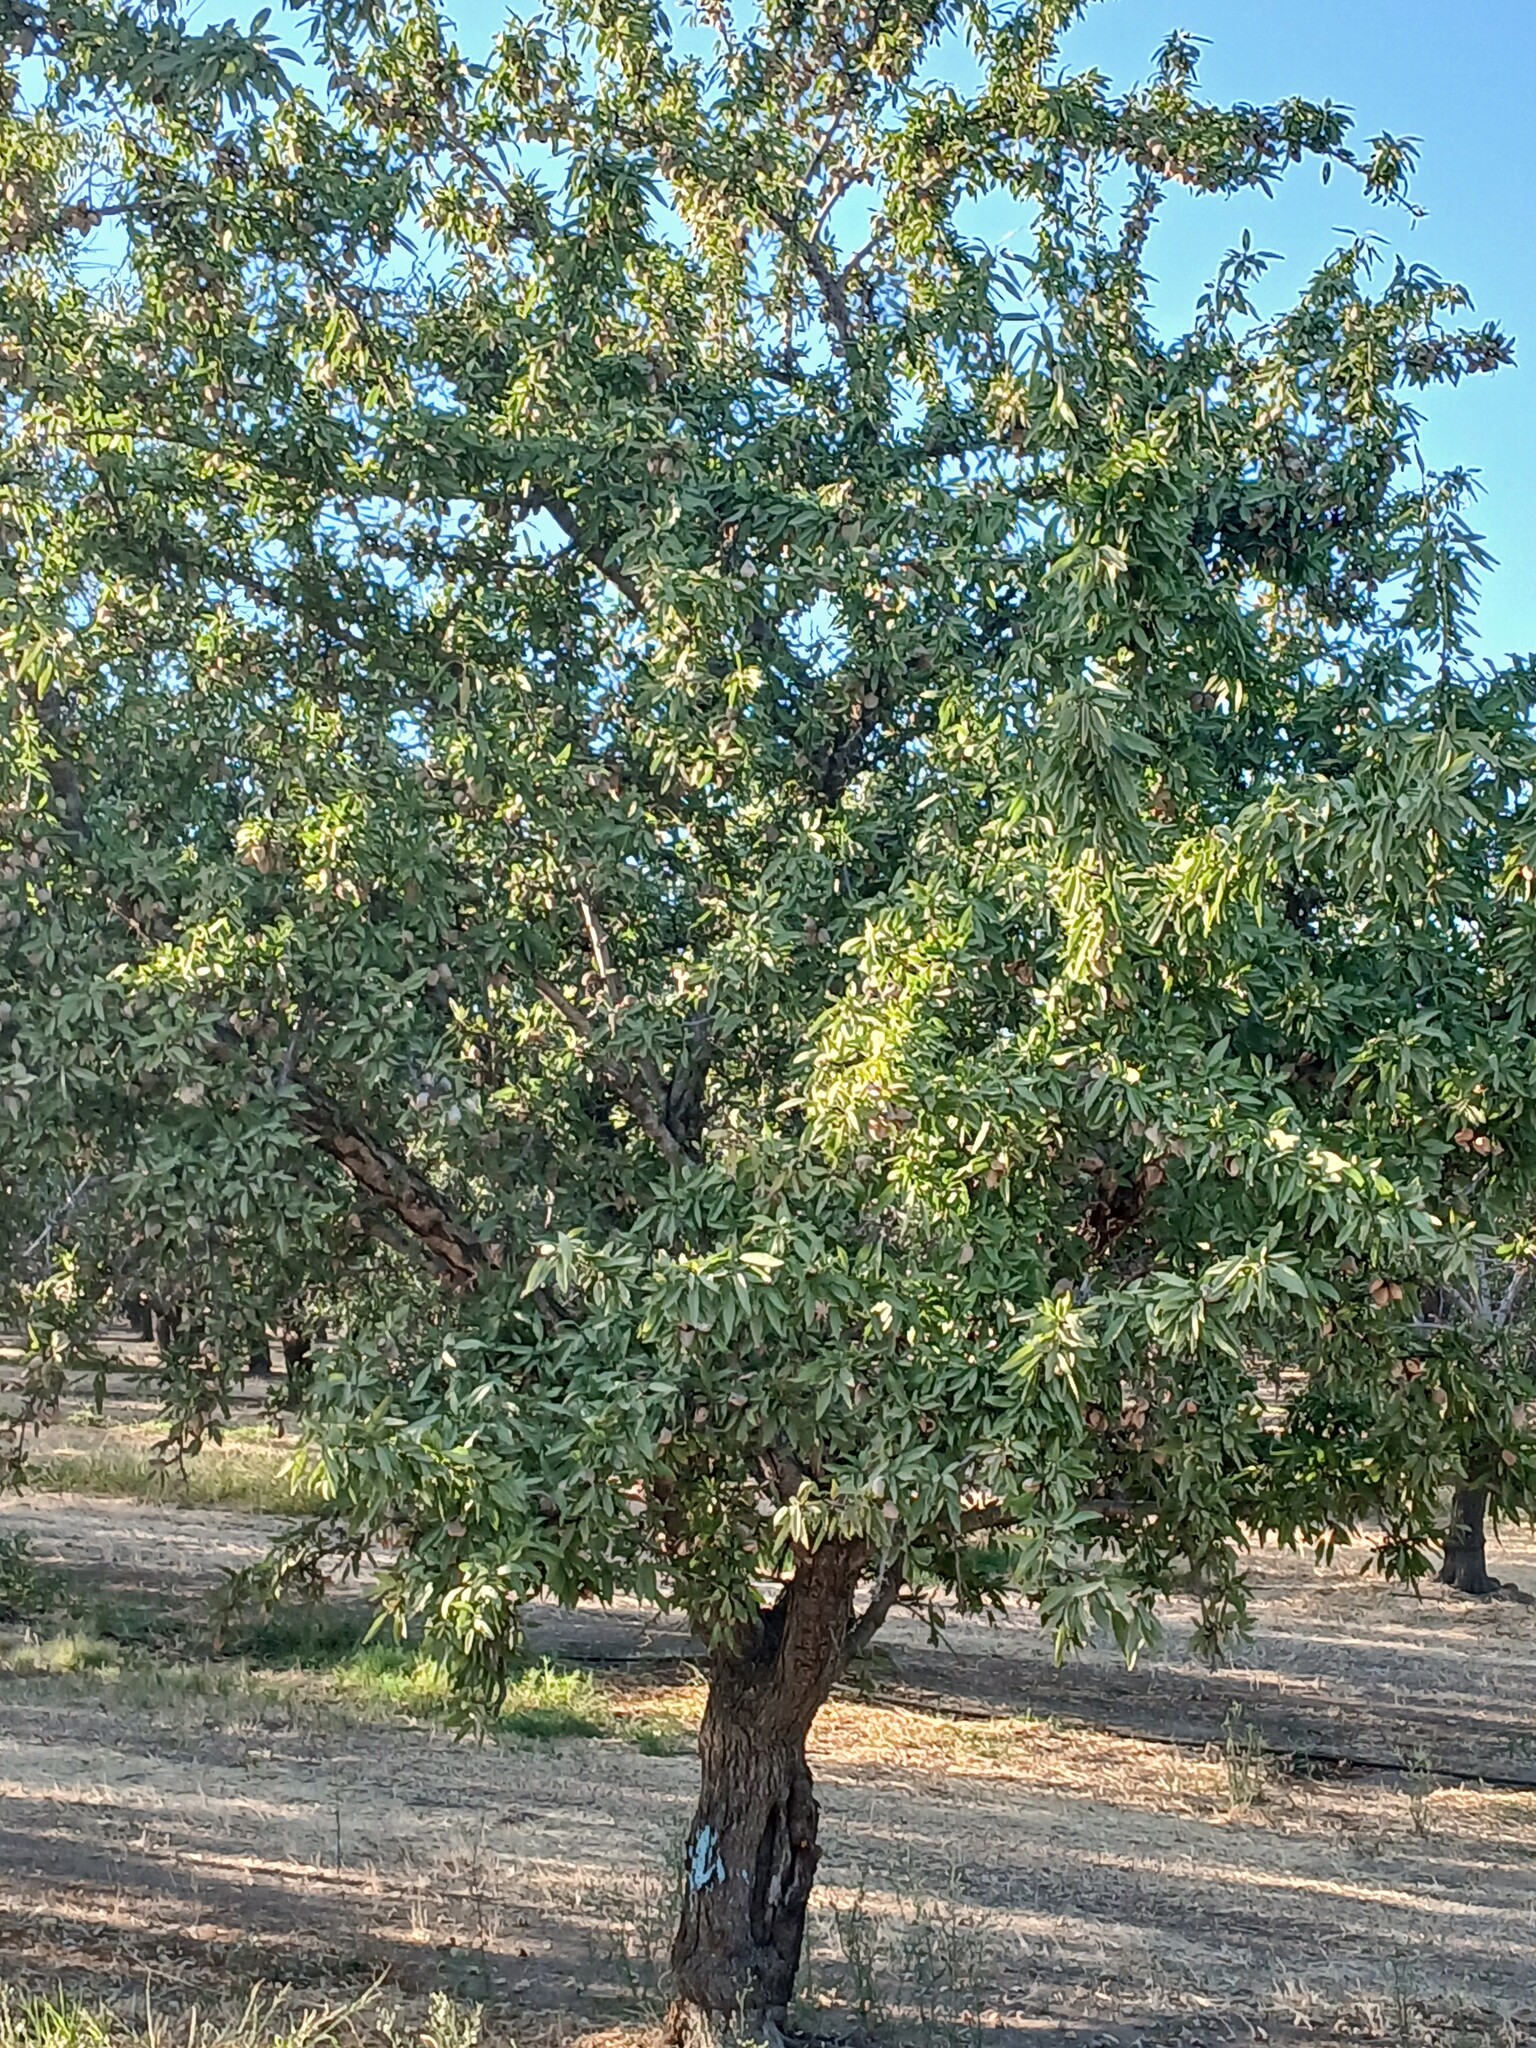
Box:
3 1445 1536 2047
604 1674 1244 1816
25 1428 320 1516
0 1986 515 2048
0 1337 316 1518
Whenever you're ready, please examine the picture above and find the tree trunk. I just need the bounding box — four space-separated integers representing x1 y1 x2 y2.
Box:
280 1326 314 1409
1439 1486 1499 1594
665 1538 866 2047
121 1294 153 1341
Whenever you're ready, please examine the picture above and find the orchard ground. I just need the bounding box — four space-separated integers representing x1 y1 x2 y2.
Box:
0 1346 1534 2048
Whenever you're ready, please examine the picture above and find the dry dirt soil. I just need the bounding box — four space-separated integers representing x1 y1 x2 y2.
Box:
1 1371 1534 2048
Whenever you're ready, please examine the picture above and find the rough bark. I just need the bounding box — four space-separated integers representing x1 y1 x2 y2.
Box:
205 1025 497 1287
1438 1485 1500 1594
665 1539 866 2046
297 1095 495 1287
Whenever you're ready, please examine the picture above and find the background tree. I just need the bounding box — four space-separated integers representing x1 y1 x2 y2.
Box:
1418 1248 1536 1594
5 0 1536 2034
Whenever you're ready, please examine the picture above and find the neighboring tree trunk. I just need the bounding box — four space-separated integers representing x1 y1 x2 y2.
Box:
666 1537 866 2047
280 1326 314 1409
246 1336 273 1379
121 1293 153 1341
1439 1485 1500 1594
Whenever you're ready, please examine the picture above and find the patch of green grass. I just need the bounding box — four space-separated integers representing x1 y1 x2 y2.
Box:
0 1551 374 1672
28 1440 321 1515
0 1986 116 2048
0 1615 623 1746
331 1641 457 1717
628 1711 697 1756
0 1516 654 1752
333 1645 613 1738
2 1630 122 1677
499 1657 612 1739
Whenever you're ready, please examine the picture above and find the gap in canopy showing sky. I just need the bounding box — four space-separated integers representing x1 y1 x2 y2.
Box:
1053 1 1536 662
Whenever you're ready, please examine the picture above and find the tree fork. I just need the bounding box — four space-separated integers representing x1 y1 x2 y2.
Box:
666 1538 867 2045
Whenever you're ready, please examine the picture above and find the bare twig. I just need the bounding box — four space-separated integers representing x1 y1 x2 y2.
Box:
18 1175 101 1266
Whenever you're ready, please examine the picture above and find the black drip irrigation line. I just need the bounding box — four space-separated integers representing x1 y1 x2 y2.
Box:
551 1649 1536 1793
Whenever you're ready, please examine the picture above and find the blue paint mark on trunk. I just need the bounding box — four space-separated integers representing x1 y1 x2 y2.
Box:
688 1823 726 1892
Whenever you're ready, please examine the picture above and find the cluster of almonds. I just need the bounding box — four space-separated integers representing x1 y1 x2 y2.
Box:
1452 1126 1499 1156
0 829 49 876
1084 1389 1179 1435
1388 1357 1446 1409
0 828 50 927
864 1093 914 1142
236 826 286 874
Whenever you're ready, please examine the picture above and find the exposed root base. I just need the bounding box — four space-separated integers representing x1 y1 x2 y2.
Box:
1438 1563 1502 1597
663 2016 838 2048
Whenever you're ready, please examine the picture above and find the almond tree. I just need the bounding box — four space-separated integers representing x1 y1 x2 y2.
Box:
5 0 1536 2033
1421 1250 1536 1594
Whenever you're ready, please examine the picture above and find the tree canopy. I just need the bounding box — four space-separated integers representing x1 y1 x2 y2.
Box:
4 0 1536 2031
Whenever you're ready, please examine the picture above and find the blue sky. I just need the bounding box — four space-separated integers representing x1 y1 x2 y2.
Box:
444 0 1534 659
1055 1 1535 661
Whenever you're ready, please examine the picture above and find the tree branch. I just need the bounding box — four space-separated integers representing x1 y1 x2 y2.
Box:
572 885 683 1138
576 886 626 1010
531 491 646 611
529 973 689 1168
664 1007 716 1154
762 204 855 351
17 1175 101 1269
846 1550 905 1658
295 1090 497 1289
206 1027 497 1289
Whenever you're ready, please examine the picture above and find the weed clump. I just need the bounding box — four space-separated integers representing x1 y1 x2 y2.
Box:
827 1873 993 2045
1221 1702 1270 1810
0 1987 492 2048
0 1532 55 1624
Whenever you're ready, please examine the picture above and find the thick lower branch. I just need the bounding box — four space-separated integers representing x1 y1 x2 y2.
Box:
846 1550 905 1658
201 1023 496 1288
297 1095 495 1289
